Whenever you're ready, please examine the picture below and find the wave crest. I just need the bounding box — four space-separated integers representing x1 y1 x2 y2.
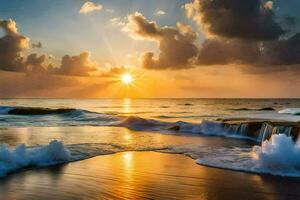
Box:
117 116 171 131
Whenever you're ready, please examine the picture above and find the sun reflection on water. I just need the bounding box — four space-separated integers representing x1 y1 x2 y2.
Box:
123 98 132 114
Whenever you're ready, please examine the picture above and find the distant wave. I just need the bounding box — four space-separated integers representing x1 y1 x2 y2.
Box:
0 106 76 115
1 106 300 143
116 116 171 131
155 115 216 119
177 103 194 106
0 106 300 142
232 107 276 111
116 117 300 144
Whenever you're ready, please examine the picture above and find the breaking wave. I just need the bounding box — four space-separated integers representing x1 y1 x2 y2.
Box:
0 140 70 176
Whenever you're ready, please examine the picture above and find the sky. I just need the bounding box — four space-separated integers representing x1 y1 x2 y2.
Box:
0 0 300 98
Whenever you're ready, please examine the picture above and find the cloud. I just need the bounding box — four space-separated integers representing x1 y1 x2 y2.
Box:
51 52 98 76
124 12 162 40
0 18 29 72
25 53 47 73
105 9 115 13
179 0 300 71
32 41 42 48
154 9 166 16
107 66 127 75
124 12 198 69
100 66 128 78
110 17 126 27
119 2 300 72
183 2 194 18
79 1 103 14
0 18 101 77
264 1 273 10
185 0 284 40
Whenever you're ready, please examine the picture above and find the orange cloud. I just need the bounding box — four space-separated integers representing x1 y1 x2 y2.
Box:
79 1 103 14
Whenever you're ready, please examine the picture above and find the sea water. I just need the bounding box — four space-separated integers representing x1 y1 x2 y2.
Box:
1 98 300 177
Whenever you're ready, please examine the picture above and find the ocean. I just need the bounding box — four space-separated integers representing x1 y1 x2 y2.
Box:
1 98 300 177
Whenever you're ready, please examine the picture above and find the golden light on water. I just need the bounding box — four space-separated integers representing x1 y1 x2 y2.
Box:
121 73 133 85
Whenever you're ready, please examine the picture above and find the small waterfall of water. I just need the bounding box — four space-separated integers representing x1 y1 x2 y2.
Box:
258 123 273 142
257 123 293 142
226 124 248 136
190 120 298 142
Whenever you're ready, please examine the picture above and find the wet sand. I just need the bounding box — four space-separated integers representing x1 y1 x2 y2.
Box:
1 152 300 200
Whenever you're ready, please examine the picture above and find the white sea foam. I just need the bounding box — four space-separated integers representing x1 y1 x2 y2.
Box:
278 108 300 115
2 134 300 177
0 140 70 176
252 134 300 174
195 134 300 177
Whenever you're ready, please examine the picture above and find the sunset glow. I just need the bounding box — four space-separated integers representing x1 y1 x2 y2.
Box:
1 1 300 199
121 74 133 85
0 0 299 98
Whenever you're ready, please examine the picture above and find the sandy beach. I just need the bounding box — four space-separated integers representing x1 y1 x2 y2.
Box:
1 151 300 200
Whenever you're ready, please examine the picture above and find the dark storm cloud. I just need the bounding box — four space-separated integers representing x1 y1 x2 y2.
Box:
197 39 261 65
124 12 198 70
197 30 300 68
186 0 285 40
181 0 300 71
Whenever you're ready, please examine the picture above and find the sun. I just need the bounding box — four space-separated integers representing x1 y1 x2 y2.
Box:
121 73 133 85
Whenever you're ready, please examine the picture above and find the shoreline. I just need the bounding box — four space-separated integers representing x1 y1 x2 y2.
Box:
1 149 300 181
1 151 300 200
